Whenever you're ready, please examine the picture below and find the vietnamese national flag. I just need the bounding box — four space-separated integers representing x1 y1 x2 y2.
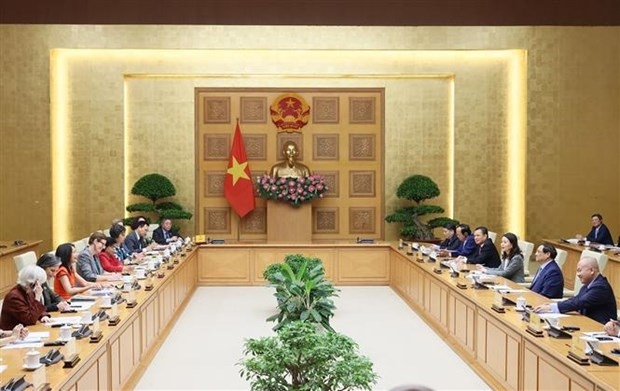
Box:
224 122 256 217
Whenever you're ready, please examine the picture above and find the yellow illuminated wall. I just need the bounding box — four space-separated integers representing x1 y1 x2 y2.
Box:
0 26 618 252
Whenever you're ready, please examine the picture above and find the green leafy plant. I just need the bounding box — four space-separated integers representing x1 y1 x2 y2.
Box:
239 321 378 391
384 174 458 240
125 173 192 225
264 254 338 332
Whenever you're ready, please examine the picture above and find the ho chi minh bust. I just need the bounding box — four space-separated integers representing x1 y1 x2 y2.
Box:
269 141 311 179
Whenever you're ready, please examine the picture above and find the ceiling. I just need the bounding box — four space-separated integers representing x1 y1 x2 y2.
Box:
1 0 619 26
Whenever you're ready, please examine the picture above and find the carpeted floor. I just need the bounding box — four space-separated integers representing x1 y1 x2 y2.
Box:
135 286 489 391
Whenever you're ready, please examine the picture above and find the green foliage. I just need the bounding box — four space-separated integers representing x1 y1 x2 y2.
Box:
131 173 176 202
125 173 192 224
264 254 338 332
156 201 184 210
395 174 440 203
239 321 378 391
385 175 457 240
126 203 157 213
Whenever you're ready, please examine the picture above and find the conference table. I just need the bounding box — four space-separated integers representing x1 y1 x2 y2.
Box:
0 245 197 390
544 239 620 307
1 241 618 391
390 246 619 391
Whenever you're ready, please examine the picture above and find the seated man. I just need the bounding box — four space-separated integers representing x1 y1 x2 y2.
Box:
152 218 179 245
448 224 477 258
269 141 311 178
457 226 500 268
534 256 617 324
578 213 614 245
124 217 150 255
529 244 564 299
436 223 460 254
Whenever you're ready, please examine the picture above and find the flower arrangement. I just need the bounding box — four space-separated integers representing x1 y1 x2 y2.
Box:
256 174 328 207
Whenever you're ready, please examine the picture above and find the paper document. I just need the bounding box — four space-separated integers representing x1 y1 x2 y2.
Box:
70 301 96 311
46 316 82 326
582 332 620 343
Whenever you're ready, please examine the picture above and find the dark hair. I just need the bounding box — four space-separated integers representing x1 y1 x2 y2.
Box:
131 216 149 231
540 243 557 259
443 223 456 232
474 226 488 236
88 231 107 245
109 223 126 240
456 224 471 236
591 213 603 220
501 232 522 260
36 253 60 269
55 243 75 275
103 236 116 249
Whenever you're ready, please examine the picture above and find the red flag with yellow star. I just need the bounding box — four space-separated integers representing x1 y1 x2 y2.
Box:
224 122 255 217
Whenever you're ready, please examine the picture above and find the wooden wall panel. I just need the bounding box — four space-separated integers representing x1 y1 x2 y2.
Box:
196 88 384 242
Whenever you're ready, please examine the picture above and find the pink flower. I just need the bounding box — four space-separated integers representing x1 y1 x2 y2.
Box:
263 184 269 190
317 184 324 190
308 185 315 192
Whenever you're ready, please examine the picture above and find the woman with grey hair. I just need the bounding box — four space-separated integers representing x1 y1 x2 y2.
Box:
0 264 51 329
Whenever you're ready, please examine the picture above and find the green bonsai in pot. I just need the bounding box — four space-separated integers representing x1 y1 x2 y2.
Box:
125 173 192 226
384 174 458 241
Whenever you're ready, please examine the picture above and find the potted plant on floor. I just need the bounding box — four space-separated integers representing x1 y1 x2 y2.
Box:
263 254 338 332
384 174 458 241
239 321 378 391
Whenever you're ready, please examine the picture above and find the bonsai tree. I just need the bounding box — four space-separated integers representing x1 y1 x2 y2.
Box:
384 174 458 240
239 321 378 391
264 254 338 332
125 173 192 225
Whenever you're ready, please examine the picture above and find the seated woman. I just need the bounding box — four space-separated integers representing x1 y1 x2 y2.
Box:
476 232 525 283
0 324 29 347
36 253 70 312
110 223 131 261
0 265 51 330
54 243 102 300
99 236 133 273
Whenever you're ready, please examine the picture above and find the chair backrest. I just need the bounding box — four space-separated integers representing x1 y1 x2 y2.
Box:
487 231 497 243
146 224 159 240
517 240 534 273
13 251 38 273
72 239 87 253
555 248 567 270
573 249 608 293
103 228 110 236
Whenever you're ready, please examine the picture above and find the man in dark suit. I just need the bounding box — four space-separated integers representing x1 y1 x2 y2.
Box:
582 213 614 245
446 224 477 258
152 218 179 245
436 223 460 254
529 243 564 299
124 218 150 255
456 226 500 268
534 256 617 324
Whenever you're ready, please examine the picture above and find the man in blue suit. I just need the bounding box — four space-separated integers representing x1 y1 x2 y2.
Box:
581 213 614 245
450 224 477 258
534 256 617 325
529 244 564 299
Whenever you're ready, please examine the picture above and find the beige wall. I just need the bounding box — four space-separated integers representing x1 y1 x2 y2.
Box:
0 25 618 252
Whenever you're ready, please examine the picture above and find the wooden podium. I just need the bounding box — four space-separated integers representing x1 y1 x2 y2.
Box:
267 202 312 243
